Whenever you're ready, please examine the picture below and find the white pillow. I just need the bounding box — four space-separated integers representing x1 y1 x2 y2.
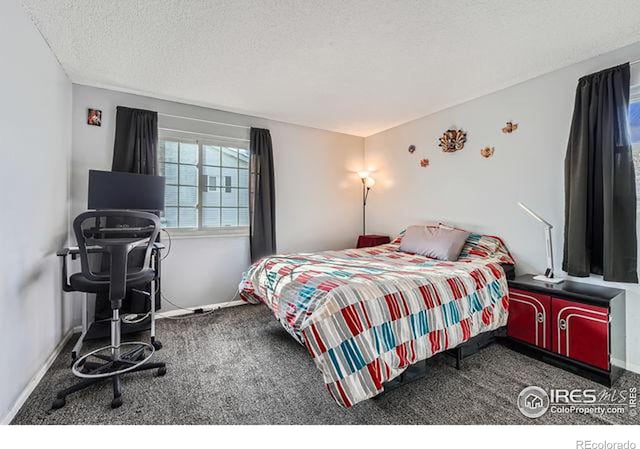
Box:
399 225 470 261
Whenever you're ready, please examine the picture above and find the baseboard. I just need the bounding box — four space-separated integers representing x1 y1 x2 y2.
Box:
612 357 640 375
156 299 246 318
1 327 76 425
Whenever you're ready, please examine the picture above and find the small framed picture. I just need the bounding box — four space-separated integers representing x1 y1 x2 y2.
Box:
87 109 102 127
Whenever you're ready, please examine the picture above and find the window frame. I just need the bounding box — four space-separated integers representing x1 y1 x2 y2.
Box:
158 129 250 237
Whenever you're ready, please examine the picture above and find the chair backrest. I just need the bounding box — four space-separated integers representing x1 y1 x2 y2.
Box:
73 210 160 304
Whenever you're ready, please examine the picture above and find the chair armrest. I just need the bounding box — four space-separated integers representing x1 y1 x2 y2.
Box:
57 247 70 257
61 246 106 260
58 250 74 292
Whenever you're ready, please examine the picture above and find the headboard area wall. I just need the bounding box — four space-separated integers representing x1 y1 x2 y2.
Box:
364 41 640 373
365 41 640 276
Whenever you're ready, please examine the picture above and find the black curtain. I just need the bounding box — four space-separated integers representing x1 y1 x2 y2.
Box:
563 63 637 283
96 106 159 320
112 106 158 175
249 128 276 262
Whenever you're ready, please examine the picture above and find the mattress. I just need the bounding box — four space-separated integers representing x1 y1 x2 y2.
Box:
239 232 515 407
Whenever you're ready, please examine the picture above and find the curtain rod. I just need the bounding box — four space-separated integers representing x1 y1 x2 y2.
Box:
158 127 250 142
157 112 251 130
631 59 640 66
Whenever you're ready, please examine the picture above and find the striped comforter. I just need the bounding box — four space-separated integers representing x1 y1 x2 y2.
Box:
239 233 514 408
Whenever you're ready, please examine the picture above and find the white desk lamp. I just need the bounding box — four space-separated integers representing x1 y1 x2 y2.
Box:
517 202 564 284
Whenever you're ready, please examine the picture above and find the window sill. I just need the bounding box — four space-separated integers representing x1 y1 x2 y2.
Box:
163 228 249 240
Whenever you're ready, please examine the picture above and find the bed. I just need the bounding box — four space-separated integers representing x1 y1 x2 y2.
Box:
239 230 515 408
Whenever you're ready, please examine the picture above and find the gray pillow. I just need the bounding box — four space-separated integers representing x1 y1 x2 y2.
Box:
399 225 470 261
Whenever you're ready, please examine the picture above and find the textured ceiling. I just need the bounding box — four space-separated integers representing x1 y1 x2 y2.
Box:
21 0 640 136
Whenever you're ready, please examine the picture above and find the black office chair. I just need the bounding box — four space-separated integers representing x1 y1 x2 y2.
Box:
53 210 167 410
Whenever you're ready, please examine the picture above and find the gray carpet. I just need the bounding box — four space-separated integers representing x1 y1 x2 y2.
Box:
12 305 639 425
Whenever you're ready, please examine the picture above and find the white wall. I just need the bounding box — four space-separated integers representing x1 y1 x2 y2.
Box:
364 41 640 372
71 85 364 314
0 0 72 423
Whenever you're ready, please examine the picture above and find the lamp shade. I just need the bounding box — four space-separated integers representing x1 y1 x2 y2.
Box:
364 177 375 188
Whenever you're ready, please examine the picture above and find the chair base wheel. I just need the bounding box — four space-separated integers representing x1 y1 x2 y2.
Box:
151 340 163 350
111 396 123 409
52 397 66 410
156 366 167 377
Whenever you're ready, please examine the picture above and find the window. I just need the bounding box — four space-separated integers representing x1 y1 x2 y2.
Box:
631 93 640 144
631 85 640 206
158 133 250 232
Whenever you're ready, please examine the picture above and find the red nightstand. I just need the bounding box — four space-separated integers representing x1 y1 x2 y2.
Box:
505 274 625 387
356 235 390 248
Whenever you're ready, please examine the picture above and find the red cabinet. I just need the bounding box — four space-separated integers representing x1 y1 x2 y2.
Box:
357 235 390 249
552 298 609 370
506 275 625 387
507 289 552 350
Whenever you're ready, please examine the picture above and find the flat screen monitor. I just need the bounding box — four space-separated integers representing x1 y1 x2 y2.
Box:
88 170 165 211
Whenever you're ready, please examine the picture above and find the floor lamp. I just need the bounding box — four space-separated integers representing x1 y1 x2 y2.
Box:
358 171 375 235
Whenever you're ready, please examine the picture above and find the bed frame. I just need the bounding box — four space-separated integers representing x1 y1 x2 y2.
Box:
375 262 515 397
376 326 506 397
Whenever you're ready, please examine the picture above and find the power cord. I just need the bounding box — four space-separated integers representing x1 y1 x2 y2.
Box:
160 228 172 261
160 289 240 320
154 227 241 320
123 228 172 323
122 313 150 324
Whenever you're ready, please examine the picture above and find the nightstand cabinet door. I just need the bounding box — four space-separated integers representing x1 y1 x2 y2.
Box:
552 298 609 370
507 289 552 350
